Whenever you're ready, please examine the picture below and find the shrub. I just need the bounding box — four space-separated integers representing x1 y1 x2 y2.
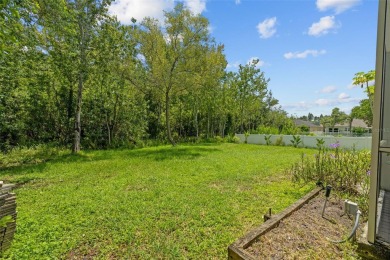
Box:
257 125 279 135
275 135 285 146
299 125 310 133
226 134 240 143
215 136 224 143
244 131 250 144
288 142 371 215
264 135 272 146
352 127 366 136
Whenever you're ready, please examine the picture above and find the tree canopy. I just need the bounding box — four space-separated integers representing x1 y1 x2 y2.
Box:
1 1 294 152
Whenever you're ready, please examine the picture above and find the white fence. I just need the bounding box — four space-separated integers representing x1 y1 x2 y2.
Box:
235 134 372 150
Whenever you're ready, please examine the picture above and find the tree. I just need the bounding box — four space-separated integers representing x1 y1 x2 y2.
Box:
233 59 270 133
351 99 373 126
320 116 331 133
138 3 217 145
330 107 347 128
37 0 113 152
308 112 314 121
353 70 375 113
84 18 147 148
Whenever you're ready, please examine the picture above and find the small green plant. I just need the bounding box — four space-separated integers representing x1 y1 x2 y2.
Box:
244 131 250 144
275 135 285 146
264 135 272 146
290 135 302 148
0 215 14 228
316 138 325 151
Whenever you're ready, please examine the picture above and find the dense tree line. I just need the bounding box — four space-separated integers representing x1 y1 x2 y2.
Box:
1 1 292 152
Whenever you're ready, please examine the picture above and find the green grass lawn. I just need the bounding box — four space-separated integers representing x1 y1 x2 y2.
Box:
0 143 315 259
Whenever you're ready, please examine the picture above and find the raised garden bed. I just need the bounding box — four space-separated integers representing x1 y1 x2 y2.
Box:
0 184 17 253
228 187 365 259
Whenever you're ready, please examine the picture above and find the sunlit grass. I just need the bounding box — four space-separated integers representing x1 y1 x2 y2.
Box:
0 143 315 258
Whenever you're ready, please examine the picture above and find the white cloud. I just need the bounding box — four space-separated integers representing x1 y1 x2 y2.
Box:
247 57 265 67
316 0 361 14
109 0 174 24
283 101 313 111
337 93 360 103
207 25 214 34
257 17 277 39
235 0 241 4
227 61 241 69
315 96 360 106
284 49 326 59
185 0 207 15
108 0 206 24
315 99 331 106
320 85 337 93
338 92 350 100
308 16 338 36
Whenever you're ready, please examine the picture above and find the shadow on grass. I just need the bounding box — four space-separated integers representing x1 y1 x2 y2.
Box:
0 144 223 175
0 152 93 175
123 145 222 161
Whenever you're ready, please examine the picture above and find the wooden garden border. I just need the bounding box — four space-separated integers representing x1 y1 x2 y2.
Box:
228 186 323 260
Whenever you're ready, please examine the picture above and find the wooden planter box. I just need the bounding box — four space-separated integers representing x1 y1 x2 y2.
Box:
0 184 17 252
228 186 323 259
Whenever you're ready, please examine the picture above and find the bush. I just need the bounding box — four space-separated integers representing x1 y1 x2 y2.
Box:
288 141 371 215
257 126 279 135
215 136 224 143
352 127 366 136
226 134 240 143
275 135 285 146
298 125 309 133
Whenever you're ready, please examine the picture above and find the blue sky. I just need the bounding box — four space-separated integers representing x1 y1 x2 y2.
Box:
109 0 378 117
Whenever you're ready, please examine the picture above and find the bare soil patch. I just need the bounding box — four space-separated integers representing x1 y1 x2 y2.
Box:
246 190 362 259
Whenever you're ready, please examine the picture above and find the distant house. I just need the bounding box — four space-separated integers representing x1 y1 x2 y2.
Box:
294 119 322 133
323 119 371 135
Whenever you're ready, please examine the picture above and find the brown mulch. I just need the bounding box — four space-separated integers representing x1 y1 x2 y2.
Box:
246 190 363 259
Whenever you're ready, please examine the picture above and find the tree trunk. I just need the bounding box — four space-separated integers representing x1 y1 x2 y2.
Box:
67 83 74 144
207 109 211 139
106 113 111 147
349 118 353 135
73 74 83 153
366 82 374 115
194 111 199 138
73 18 86 153
165 91 175 146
